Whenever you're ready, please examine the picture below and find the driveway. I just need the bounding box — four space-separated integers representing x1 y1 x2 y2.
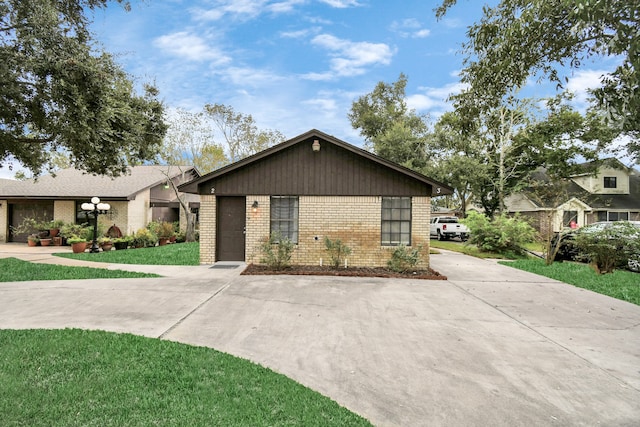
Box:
0 245 639 426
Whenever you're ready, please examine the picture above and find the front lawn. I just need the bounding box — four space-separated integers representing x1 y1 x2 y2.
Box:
0 258 159 282
54 242 199 265
0 329 371 427
501 259 640 306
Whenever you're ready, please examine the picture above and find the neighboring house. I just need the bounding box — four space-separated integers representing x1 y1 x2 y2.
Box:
179 129 452 266
505 159 640 235
0 165 199 243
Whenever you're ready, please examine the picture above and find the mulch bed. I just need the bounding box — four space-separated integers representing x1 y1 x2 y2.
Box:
241 264 447 280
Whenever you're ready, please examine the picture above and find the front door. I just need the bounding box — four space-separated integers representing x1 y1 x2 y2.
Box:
216 197 246 261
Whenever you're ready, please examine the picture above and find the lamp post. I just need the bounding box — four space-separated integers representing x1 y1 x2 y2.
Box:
81 197 111 253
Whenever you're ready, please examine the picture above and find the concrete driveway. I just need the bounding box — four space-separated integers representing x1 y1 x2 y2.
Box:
0 245 639 426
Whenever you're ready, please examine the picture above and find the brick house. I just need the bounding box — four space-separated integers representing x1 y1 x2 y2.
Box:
505 159 640 235
179 129 452 267
0 165 199 242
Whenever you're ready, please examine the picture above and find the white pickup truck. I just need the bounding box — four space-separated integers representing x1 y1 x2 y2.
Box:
430 216 470 241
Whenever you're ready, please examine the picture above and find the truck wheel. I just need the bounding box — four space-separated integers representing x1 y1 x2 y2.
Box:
437 230 444 241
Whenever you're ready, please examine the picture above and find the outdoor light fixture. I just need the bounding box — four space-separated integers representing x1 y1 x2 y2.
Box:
163 182 170 189
82 197 111 253
252 200 259 212
312 139 321 152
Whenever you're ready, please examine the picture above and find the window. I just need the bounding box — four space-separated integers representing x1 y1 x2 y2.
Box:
270 196 299 243
596 211 629 221
562 210 578 227
381 197 411 246
604 176 617 189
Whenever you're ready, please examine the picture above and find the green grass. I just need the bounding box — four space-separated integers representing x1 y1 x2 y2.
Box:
500 259 640 306
55 242 200 265
0 329 371 427
0 258 159 282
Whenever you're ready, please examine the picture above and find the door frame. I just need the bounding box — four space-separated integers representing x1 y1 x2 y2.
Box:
216 196 246 261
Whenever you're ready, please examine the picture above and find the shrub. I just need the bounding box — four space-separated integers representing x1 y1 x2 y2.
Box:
324 237 352 268
133 228 158 248
463 211 536 256
574 222 640 274
260 232 295 270
387 244 422 273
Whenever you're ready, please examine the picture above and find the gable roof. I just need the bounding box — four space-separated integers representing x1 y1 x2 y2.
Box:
513 167 640 211
0 165 198 200
180 129 452 197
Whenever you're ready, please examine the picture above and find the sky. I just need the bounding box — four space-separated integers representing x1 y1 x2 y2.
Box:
1 0 617 179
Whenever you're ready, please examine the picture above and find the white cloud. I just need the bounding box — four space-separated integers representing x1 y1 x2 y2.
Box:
153 32 231 63
307 34 395 78
566 69 607 107
318 0 361 8
280 27 320 39
407 81 468 115
193 0 305 21
214 66 286 87
390 19 431 38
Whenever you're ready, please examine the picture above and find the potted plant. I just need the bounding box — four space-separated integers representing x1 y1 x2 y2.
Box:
156 221 175 246
113 236 131 250
46 220 65 239
27 234 40 247
133 228 158 248
67 236 88 253
98 236 113 252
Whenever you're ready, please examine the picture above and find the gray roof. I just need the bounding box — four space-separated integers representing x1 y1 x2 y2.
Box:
0 165 197 200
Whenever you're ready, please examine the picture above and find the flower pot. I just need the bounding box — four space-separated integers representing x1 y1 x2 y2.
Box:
100 243 113 252
71 241 87 253
27 238 38 247
53 236 63 246
40 238 52 247
49 228 59 238
158 237 169 246
114 241 128 250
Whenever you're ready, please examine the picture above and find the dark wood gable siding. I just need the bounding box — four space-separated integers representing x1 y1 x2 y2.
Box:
202 137 431 196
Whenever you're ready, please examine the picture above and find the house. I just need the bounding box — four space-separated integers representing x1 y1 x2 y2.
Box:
505 159 640 235
179 129 452 266
0 165 199 242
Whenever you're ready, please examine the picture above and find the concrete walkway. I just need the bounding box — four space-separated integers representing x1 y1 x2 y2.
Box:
0 243 639 426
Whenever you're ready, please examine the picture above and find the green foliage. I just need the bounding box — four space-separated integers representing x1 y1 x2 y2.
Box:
60 223 91 240
0 0 167 177
574 222 640 274
463 211 536 256
324 236 352 268
348 74 431 170
436 0 638 160
259 232 295 270
387 244 422 273
148 220 175 238
133 228 158 248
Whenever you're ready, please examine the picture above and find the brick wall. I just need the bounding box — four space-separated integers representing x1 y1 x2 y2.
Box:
126 190 150 235
53 201 76 224
199 195 216 264
244 195 431 268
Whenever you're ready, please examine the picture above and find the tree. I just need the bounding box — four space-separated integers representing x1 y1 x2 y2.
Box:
0 0 167 177
162 109 228 174
436 0 639 160
349 74 431 169
204 103 285 163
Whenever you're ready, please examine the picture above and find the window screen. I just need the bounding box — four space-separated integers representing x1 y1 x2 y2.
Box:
381 197 411 246
270 196 299 243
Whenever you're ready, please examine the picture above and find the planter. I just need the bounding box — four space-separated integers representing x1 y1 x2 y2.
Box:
71 241 88 253
53 236 63 246
158 237 170 246
40 238 52 247
49 228 60 238
114 241 128 250
27 239 38 247
100 243 113 252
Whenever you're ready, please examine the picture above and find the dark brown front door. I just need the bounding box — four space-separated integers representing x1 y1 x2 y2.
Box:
216 197 246 261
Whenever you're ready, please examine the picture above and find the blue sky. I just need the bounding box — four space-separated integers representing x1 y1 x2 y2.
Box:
1 0 616 179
